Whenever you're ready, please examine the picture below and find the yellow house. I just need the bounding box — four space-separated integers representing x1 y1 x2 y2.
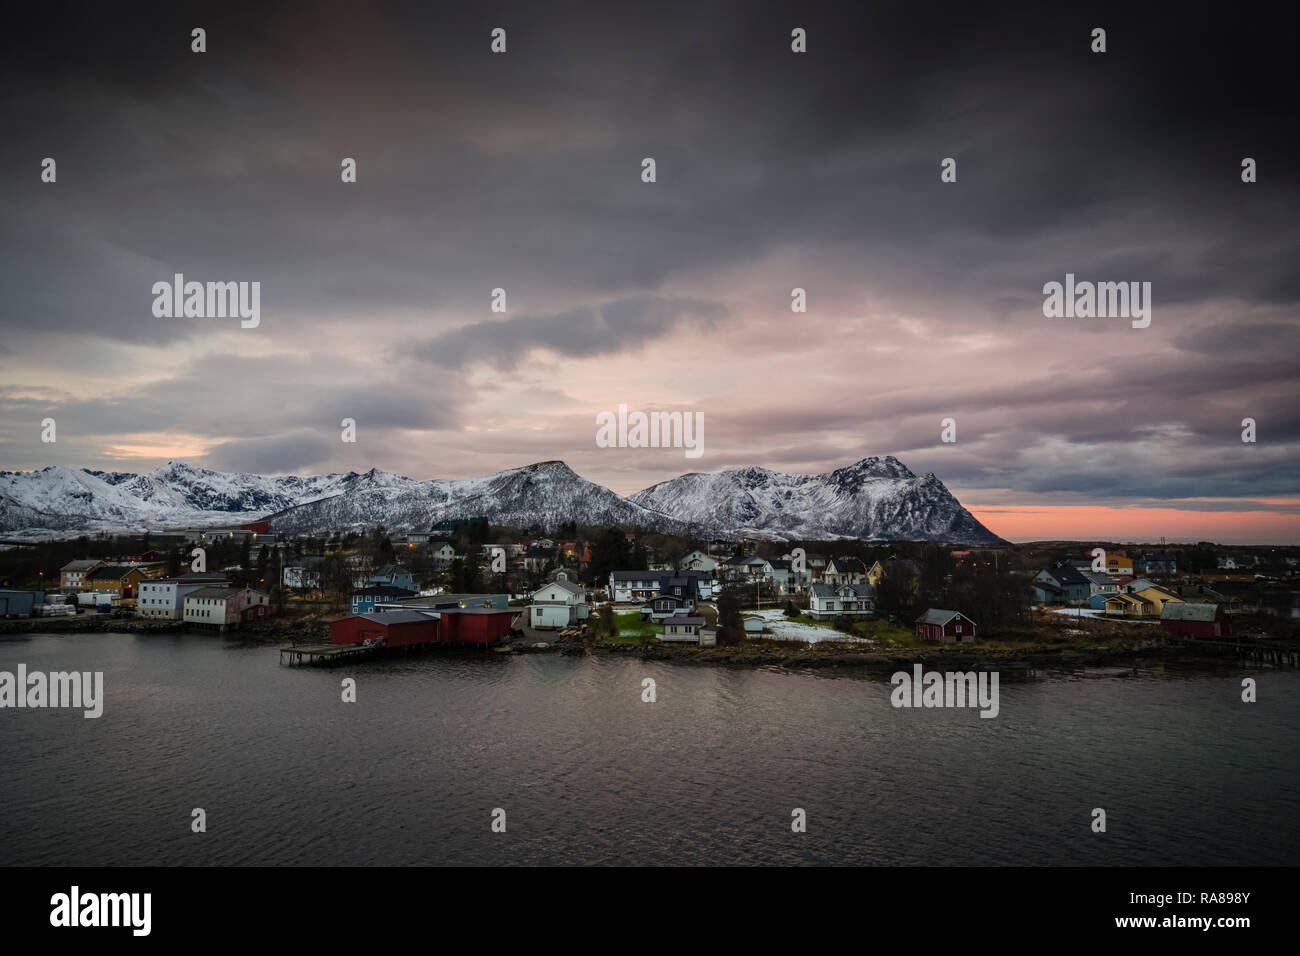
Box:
1105 555 1134 575
1133 586 1183 615
866 561 884 587
1105 593 1155 617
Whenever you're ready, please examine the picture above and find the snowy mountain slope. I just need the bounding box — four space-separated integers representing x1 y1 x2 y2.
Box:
265 461 692 535
0 456 1000 543
628 456 1002 544
0 462 354 534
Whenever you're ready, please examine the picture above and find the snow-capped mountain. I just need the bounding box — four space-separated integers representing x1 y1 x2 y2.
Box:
0 456 1000 543
264 461 691 535
628 456 1001 544
0 463 353 534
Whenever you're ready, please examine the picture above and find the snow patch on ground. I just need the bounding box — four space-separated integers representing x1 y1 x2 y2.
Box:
749 608 874 644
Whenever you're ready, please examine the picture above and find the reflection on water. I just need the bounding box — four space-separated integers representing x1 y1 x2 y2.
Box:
1 632 1297 866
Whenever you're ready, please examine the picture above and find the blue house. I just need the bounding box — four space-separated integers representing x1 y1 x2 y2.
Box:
1032 564 1091 605
1141 551 1178 574
368 565 416 592
349 585 417 615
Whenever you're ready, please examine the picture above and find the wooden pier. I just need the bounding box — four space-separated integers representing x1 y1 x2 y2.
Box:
279 643 381 667
1168 637 1300 667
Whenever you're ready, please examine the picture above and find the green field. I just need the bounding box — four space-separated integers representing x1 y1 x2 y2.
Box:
612 610 658 642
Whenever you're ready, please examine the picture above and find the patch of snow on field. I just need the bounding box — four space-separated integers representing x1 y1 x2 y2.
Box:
1049 607 1158 624
750 609 873 644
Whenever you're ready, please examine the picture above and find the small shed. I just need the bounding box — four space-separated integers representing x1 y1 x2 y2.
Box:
742 615 764 633
915 609 977 643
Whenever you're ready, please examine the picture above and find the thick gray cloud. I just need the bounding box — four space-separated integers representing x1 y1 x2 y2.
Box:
0 1 1296 536
416 294 727 368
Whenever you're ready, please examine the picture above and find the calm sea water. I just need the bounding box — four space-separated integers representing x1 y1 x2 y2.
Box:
1 632 1296 866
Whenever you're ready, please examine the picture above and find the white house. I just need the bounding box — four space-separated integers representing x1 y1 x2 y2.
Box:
137 574 230 619
641 592 695 622
679 550 718 573
527 573 589 630
431 543 458 566
822 557 868 587
808 583 874 620
182 587 270 629
661 615 705 643
609 571 666 603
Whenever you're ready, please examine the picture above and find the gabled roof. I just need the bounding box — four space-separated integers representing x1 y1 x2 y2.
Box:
610 570 663 582
1040 564 1090 586
1081 570 1115 586
811 582 873 598
536 579 583 597
186 586 243 600
827 556 866 573
85 565 141 581
351 585 417 598
1161 602 1220 621
60 559 103 572
355 609 440 625
916 608 973 626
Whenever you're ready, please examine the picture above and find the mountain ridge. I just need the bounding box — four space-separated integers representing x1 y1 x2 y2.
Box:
0 457 1002 544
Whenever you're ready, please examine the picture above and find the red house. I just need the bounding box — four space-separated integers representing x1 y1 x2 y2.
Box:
1160 603 1231 639
915 608 978 644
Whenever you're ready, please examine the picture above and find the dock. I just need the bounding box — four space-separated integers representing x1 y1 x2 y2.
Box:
279 643 382 667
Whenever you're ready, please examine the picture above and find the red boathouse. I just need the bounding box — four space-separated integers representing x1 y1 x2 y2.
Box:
329 607 518 648
1159 602 1232 639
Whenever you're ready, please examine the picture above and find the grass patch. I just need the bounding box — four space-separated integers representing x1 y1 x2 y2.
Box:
614 610 659 641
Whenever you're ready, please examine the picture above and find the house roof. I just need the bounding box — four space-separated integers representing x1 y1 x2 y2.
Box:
60 559 102 572
610 570 662 582
811 583 873 598
1108 592 1152 607
828 556 867 573
916 608 972 626
1161 602 1221 621
536 579 583 597
352 585 417 598
85 565 140 581
355 610 440 625
662 616 704 626
186 586 243 600
1041 564 1090 586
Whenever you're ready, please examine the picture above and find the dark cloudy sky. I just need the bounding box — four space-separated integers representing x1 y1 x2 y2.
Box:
2 1 1297 542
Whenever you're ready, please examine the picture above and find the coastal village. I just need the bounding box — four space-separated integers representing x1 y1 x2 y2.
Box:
1 519 1298 667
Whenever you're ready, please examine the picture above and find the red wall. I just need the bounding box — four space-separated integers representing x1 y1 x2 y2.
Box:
1161 614 1231 639
442 610 517 644
330 610 517 647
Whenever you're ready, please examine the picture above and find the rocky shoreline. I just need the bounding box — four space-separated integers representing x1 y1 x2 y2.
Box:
3 614 1283 675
